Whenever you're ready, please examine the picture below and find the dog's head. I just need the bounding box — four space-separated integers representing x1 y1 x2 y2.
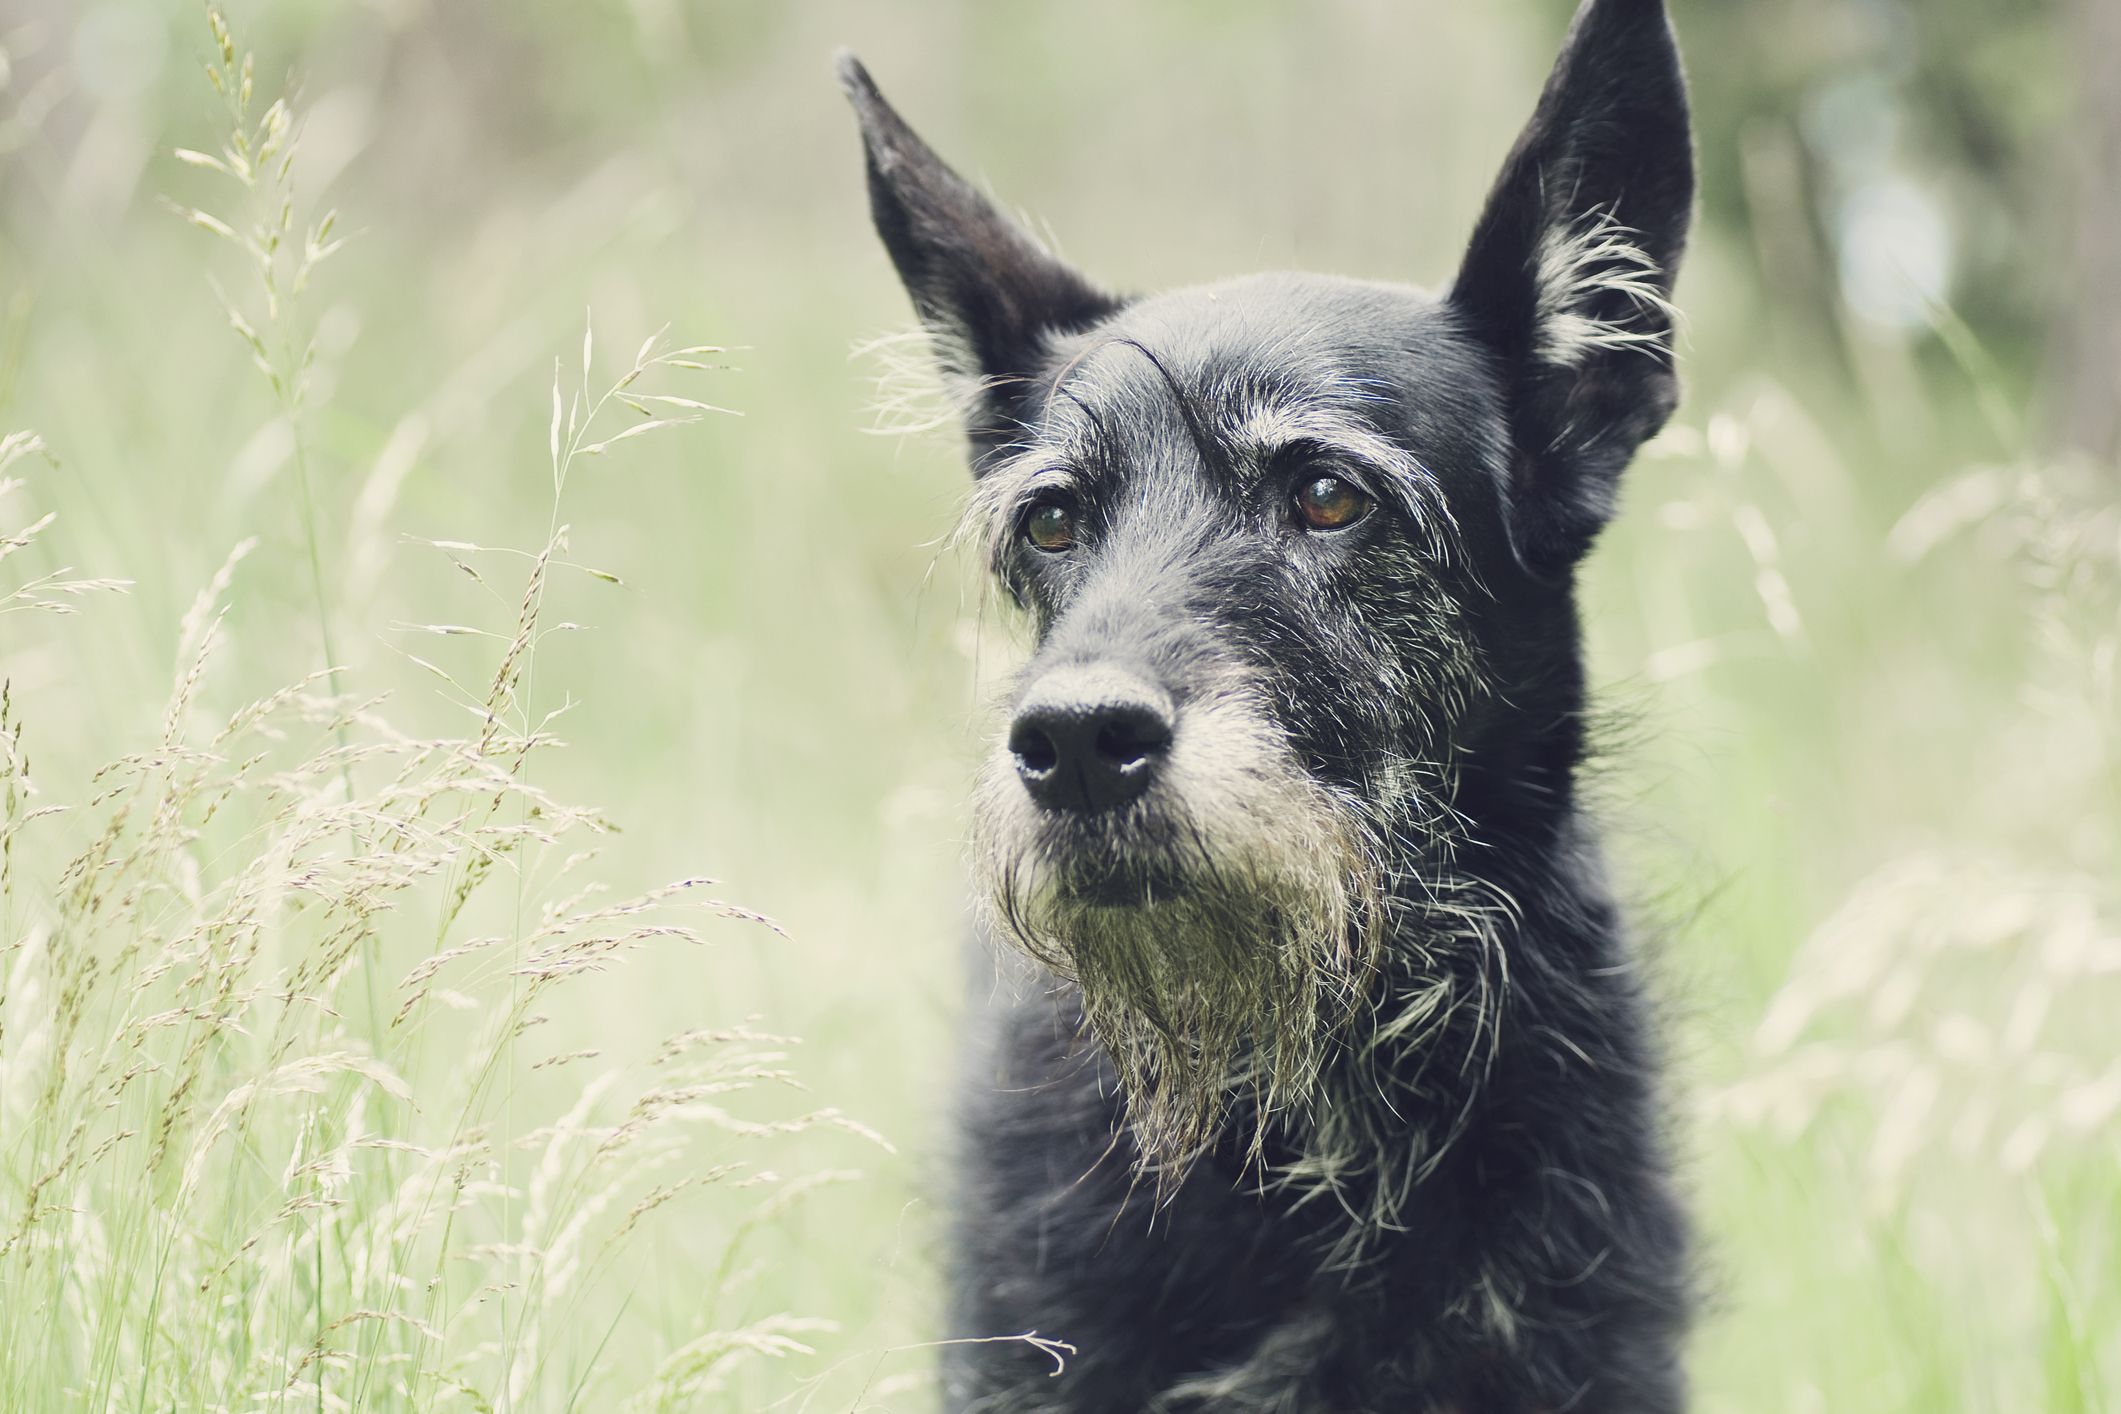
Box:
841 0 1692 1165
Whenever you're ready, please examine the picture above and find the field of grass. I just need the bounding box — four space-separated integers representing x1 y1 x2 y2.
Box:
1 2 2114 1410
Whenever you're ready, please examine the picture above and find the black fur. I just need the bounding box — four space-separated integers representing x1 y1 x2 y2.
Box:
839 2 1697 1409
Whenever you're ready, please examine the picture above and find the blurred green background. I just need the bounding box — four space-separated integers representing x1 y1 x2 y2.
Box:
2 0 2116 1408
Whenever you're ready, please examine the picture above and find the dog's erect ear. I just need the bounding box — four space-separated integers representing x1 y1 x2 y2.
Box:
837 53 1121 461
1449 0 1694 576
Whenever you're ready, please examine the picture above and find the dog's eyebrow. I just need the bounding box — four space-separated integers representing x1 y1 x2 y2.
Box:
954 442 1089 563
1233 401 1455 543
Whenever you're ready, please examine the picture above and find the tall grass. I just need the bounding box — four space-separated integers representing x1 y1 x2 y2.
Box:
1600 364 2121 1409
0 15 876 1411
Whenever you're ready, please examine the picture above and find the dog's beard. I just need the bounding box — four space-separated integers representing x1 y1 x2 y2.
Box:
972 691 1386 1173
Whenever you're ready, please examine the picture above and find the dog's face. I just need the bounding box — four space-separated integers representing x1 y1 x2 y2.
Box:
842 0 1693 1164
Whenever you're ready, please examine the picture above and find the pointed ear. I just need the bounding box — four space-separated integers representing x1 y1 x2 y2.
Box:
1449 0 1694 575
837 53 1122 464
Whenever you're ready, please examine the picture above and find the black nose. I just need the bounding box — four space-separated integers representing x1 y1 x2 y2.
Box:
1008 668 1175 814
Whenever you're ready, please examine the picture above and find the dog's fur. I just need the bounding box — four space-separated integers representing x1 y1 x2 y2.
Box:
840 2 1697 1408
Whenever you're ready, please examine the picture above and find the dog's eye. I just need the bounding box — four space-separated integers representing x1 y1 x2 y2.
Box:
1022 500 1078 554
1293 475 1373 532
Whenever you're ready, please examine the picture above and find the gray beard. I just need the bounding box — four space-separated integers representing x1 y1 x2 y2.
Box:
972 742 1387 1173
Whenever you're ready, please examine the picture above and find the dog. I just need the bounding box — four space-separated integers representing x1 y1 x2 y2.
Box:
840 1 1696 1408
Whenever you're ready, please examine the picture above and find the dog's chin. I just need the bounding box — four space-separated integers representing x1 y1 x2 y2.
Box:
971 770 1385 1174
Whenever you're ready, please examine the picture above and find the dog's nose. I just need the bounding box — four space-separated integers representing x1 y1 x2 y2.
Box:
1008 668 1174 814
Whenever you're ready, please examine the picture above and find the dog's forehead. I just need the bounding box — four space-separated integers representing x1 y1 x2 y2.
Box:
1031 272 1498 474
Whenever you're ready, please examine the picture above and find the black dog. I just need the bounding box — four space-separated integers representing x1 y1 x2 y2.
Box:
841 1 1695 1408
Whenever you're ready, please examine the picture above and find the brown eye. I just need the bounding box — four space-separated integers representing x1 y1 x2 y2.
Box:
1294 475 1373 532
1023 501 1077 553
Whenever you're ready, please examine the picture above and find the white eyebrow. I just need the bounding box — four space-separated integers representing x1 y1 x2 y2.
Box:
953 446 1080 561
1232 401 1457 550
954 391 1462 567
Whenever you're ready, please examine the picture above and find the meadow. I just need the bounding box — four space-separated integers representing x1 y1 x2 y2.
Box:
0 2 2114 1409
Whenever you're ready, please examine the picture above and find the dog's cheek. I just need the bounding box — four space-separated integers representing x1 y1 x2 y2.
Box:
1358 539 1483 716
969 745 1040 886
1297 592 1411 778
1158 686 1280 854
1215 561 1383 786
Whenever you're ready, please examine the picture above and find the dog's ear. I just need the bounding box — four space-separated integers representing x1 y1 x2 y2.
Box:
1449 0 1694 576
837 53 1121 462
